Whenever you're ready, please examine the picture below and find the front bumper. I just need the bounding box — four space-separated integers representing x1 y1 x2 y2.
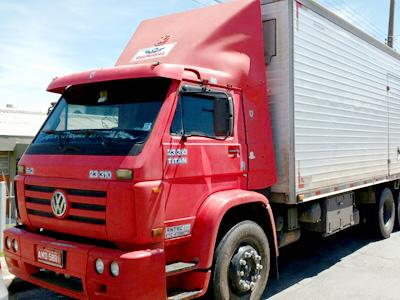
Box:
4 227 166 299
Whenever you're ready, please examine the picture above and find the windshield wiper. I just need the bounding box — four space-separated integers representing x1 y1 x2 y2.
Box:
42 130 81 152
70 129 113 151
60 145 81 152
42 129 63 135
42 129 65 150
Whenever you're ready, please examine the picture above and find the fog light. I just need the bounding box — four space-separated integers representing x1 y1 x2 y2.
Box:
110 261 120 277
5 237 11 250
95 258 104 274
12 239 19 252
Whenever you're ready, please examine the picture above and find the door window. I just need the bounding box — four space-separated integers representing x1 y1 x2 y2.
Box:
171 91 233 139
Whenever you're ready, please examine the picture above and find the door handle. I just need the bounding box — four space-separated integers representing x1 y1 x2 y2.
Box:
228 146 240 157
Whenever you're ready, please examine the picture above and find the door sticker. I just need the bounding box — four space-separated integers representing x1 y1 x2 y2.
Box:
165 224 191 239
167 148 188 165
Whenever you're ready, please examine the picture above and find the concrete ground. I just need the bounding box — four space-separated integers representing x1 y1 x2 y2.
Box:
263 227 400 300
3 227 400 299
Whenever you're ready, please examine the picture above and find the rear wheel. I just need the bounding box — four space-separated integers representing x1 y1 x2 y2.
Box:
376 188 395 239
396 192 400 229
212 221 270 300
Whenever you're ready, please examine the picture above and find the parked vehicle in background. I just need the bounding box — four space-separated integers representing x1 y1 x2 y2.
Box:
4 0 400 299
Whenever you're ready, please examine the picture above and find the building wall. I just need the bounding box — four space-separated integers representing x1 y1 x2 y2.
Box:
9 144 29 181
0 144 29 185
0 151 10 183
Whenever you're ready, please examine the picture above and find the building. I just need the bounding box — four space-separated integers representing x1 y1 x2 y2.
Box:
0 106 47 184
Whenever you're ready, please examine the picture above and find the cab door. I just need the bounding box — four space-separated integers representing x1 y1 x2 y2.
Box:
162 85 247 225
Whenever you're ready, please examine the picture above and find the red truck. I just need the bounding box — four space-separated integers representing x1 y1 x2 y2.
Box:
4 0 400 299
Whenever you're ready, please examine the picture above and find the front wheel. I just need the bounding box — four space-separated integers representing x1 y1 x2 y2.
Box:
213 221 270 300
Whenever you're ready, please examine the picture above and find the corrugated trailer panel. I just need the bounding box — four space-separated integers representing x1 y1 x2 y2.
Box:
293 1 391 197
263 0 400 204
388 75 400 175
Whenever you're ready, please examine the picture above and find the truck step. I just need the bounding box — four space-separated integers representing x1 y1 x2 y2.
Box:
167 290 202 300
166 262 197 277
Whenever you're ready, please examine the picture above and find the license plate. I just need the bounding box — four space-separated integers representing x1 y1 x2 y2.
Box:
37 246 64 268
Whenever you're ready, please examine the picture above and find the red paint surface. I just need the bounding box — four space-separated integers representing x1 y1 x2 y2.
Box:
6 0 278 298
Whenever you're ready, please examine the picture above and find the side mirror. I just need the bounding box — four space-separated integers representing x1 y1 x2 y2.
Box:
47 102 57 115
214 96 233 137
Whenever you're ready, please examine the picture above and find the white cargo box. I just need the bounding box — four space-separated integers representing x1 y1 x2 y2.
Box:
262 0 400 204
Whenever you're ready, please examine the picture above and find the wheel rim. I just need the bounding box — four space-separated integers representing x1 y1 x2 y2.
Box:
229 244 263 295
383 200 393 227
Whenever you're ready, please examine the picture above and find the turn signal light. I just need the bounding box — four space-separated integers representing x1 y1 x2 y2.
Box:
116 169 133 180
17 165 25 175
152 227 164 237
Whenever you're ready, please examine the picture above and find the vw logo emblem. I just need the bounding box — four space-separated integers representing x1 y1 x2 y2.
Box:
51 190 68 218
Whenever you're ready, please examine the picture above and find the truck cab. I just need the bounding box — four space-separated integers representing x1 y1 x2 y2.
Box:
4 1 279 299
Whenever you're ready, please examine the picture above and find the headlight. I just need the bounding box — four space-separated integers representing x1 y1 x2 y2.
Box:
5 237 11 250
95 258 104 274
110 261 120 277
12 239 19 252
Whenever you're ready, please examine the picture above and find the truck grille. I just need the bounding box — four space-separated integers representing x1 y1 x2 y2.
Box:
25 185 106 225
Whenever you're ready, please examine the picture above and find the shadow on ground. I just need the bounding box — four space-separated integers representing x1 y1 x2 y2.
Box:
8 278 70 299
262 226 384 299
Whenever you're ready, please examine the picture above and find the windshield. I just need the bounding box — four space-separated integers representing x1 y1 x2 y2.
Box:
27 78 171 156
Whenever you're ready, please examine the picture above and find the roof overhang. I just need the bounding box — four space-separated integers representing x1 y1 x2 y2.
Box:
0 136 32 152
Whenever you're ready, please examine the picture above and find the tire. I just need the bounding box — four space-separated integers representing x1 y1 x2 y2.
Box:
376 188 395 239
212 221 270 300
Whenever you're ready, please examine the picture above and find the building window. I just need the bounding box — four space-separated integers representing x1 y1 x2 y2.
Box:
0 154 9 176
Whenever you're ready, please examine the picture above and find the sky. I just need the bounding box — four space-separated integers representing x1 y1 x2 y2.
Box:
0 0 398 111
